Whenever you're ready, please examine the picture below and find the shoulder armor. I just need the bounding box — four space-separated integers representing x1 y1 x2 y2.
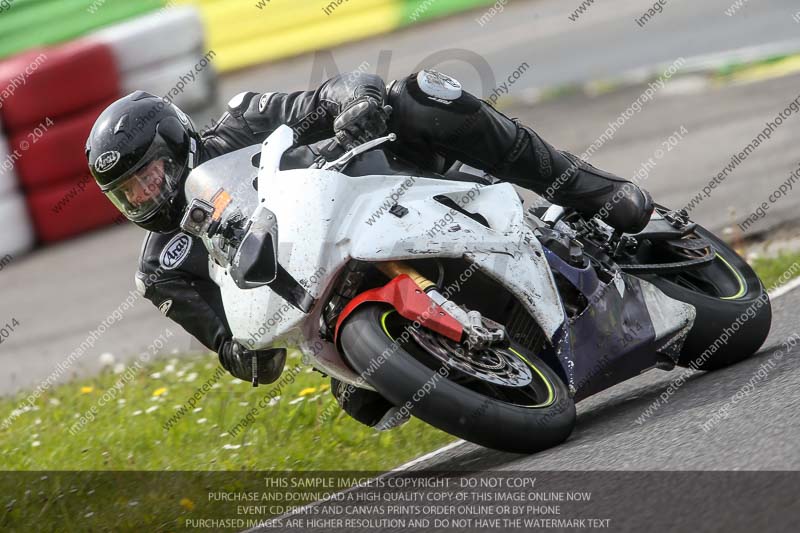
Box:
416 70 462 101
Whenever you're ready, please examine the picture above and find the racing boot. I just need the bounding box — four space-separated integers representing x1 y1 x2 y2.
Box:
330 378 409 430
218 340 286 385
495 124 654 234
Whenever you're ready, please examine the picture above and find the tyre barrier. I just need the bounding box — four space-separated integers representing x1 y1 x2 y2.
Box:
11 101 114 191
0 37 122 246
0 133 18 197
0 5 216 250
0 40 119 132
25 174 122 243
91 7 215 112
0 192 35 257
91 6 205 74
0 0 164 60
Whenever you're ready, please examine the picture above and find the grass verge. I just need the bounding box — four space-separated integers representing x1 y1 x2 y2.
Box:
0 348 455 529
0 351 454 472
750 251 800 288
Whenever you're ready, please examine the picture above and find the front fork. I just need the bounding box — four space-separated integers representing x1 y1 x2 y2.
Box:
376 261 505 349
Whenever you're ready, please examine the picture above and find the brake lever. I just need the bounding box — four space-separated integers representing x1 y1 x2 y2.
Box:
314 133 397 171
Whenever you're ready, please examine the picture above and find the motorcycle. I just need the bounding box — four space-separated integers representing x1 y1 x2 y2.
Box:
179 125 771 453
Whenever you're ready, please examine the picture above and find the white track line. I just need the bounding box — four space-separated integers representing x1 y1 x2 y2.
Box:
269 439 467 526
391 439 466 471
767 275 800 300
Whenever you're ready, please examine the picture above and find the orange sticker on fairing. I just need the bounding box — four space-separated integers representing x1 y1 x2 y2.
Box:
211 189 232 220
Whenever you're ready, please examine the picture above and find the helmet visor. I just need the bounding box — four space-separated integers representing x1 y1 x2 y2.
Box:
104 156 182 223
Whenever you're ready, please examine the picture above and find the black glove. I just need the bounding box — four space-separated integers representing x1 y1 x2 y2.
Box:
218 340 287 386
333 97 392 149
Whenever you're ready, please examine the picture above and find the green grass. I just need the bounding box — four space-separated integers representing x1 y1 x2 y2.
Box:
0 351 454 472
0 350 456 529
749 251 800 289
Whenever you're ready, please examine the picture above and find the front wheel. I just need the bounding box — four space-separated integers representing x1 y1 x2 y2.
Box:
339 305 575 454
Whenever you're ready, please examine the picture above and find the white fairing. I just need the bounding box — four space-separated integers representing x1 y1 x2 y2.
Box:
187 126 566 381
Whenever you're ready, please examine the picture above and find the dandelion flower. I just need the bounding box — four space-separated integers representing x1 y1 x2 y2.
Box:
298 387 317 396
319 384 330 391
152 387 168 397
179 497 195 511
80 386 94 394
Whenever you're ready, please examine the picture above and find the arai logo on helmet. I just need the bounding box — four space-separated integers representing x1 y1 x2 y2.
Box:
95 151 120 173
174 106 191 127
159 233 193 270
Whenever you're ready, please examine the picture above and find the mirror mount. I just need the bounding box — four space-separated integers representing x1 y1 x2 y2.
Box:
229 205 279 290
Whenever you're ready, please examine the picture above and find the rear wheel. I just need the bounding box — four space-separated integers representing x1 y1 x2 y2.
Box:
640 218 771 371
339 305 575 454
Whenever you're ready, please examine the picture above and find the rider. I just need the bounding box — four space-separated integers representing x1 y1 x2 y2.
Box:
86 70 652 428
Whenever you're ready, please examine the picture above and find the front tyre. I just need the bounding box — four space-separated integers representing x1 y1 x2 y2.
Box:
339 305 575 454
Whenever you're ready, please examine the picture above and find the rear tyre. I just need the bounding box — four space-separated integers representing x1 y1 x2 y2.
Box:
643 225 771 371
339 305 575 454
